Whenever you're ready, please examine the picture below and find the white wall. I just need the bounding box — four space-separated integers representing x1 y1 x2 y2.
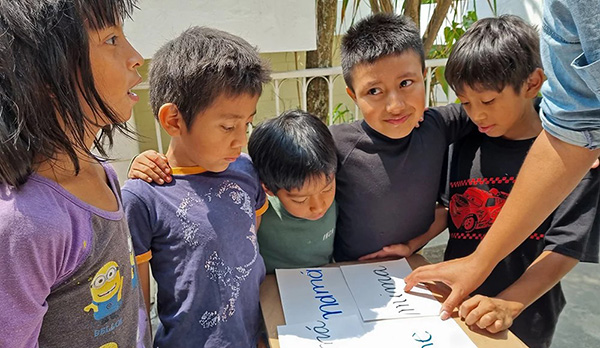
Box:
125 0 316 58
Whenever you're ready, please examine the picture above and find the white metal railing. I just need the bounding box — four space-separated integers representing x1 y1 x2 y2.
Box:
134 58 449 154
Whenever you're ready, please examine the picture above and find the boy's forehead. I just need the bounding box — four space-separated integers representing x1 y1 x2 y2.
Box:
195 93 259 119
351 53 424 85
285 174 335 196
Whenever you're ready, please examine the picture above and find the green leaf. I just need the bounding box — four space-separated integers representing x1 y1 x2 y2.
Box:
434 67 449 97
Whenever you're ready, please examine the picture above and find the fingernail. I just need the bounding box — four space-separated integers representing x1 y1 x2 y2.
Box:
440 310 450 320
158 179 164 184
165 167 171 174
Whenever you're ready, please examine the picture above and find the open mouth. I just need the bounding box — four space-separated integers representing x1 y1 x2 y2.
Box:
128 78 143 102
128 90 139 102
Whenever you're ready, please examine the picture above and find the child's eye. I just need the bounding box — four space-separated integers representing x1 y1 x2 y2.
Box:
482 98 495 105
245 122 254 134
221 125 234 132
292 198 308 204
105 35 117 45
367 88 381 95
400 80 413 87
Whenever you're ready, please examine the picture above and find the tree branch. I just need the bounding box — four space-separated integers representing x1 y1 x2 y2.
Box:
422 0 453 54
403 0 420 29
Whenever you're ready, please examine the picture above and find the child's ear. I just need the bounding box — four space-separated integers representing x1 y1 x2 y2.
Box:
346 86 357 103
524 68 544 98
158 103 184 136
261 183 275 196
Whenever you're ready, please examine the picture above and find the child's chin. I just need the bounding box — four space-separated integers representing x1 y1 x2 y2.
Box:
381 125 415 140
207 163 230 173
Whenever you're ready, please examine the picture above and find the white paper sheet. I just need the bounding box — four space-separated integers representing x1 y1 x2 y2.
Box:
361 316 477 348
277 315 367 348
276 267 360 325
277 314 476 348
340 259 442 321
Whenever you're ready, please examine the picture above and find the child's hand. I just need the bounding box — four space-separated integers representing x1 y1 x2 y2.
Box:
414 114 425 128
459 295 522 334
128 150 172 184
358 243 412 261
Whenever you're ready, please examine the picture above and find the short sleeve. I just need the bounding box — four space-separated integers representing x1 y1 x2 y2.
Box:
0 217 64 347
544 169 600 263
122 185 155 259
254 178 268 216
430 103 475 145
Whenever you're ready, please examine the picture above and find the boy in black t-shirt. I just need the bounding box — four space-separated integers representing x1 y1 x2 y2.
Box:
331 14 473 262
442 15 599 348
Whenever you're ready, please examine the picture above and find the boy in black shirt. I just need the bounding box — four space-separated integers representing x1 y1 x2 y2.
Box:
331 14 472 262
442 15 599 348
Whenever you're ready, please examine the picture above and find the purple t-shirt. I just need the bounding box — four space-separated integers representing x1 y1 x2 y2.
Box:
0 164 152 347
122 154 267 348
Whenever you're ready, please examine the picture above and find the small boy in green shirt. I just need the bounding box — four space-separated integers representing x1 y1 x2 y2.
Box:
248 109 337 273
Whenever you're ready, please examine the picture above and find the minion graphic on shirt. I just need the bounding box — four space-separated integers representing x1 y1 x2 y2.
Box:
98 343 118 348
84 261 123 320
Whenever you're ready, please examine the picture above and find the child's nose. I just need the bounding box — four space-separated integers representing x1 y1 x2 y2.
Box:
309 197 326 215
470 106 487 122
386 92 405 114
231 127 248 148
126 40 144 70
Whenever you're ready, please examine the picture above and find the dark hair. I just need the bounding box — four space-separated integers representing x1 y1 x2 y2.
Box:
445 15 541 95
341 13 424 91
0 0 138 187
149 26 271 129
248 110 337 193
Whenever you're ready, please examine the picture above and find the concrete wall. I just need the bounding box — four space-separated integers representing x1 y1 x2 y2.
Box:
125 0 316 58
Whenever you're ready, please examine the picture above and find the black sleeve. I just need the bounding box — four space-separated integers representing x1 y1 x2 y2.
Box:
438 145 451 207
329 122 364 167
544 168 600 263
430 103 476 145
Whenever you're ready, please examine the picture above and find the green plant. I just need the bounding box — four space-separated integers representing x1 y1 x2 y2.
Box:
331 103 354 125
427 6 478 105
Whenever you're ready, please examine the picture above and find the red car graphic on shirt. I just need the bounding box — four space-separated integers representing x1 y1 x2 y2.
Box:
449 187 508 232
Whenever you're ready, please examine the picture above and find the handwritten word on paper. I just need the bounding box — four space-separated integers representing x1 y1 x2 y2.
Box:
340 259 441 321
305 269 343 320
412 330 433 347
278 315 366 348
276 267 360 325
373 265 421 315
361 317 477 348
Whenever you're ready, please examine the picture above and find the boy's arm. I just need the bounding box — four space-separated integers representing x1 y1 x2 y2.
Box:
137 261 153 322
359 204 448 260
431 103 475 145
128 150 172 184
406 152 600 320
459 251 578 333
